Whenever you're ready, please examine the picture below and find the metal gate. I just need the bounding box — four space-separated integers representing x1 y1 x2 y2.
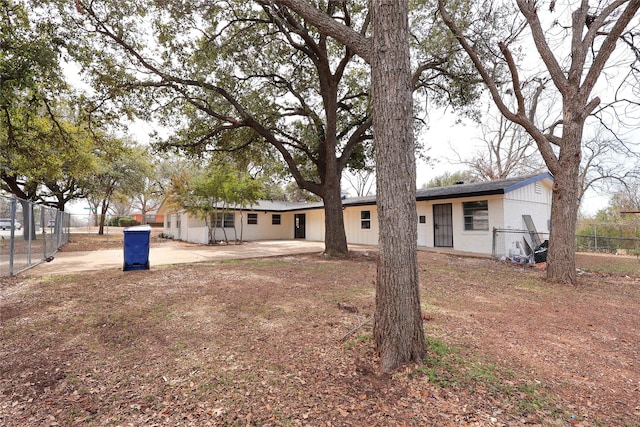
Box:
433 203 453 247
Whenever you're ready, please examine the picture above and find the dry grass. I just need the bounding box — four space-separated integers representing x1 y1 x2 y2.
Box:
1 235 639 426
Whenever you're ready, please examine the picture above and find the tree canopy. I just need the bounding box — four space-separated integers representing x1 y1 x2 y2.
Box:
0 1 108 212
1 0 68 202
51 0 479 257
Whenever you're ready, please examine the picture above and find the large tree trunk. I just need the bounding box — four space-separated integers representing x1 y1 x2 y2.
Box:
320 57 349 257
547 179 579 284
546 126 582 285
322 176 348 257
371 0 426 373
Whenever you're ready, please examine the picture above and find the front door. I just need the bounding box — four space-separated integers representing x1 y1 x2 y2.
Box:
294 214 306 239
433 203 453 247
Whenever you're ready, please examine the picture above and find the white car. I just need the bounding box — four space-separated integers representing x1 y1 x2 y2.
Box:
0 219 21 230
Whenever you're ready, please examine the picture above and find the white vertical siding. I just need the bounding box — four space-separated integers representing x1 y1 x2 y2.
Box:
343 205 379 245
302 209 325 241
498 181 553 258
503 181 553 232
416 202 431 247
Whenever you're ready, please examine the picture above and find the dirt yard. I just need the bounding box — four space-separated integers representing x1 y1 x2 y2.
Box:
1 234 639 426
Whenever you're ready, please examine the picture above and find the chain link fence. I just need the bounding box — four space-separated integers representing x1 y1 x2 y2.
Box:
575 234 640 255
576 221 640 255
492 228 550 264
0 194 71 276
493 227 640 265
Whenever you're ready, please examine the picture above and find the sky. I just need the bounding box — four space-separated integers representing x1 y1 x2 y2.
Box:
414 109 611 217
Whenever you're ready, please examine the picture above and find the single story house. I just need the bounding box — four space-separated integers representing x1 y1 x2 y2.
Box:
163 172 554 256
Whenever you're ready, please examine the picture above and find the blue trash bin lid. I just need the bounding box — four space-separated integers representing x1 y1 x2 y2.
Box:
124 225 152 233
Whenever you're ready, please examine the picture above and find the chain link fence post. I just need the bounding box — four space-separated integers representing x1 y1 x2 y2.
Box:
8 194 17 276
1 194 71 276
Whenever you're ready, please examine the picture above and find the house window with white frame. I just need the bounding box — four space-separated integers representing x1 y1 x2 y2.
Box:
463 201 489 231
272 214 281 225
247 213 258 225
361 210 371 229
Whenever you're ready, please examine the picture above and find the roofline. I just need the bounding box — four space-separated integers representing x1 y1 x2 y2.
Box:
187 173 555 213
241 205 325 213
415 172 553 202
503 172 554 193
416 188 505 202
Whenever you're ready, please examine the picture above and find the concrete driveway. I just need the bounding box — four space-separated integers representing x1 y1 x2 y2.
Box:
24 240 332 276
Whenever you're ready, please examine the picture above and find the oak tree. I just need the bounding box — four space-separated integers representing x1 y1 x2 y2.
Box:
60 0 471 259
65 0 375 256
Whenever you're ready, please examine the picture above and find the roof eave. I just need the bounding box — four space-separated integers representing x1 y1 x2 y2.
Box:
416 188 506 202
503 172 555 193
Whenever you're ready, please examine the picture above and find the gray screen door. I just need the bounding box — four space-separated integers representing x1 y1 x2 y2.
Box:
433 203 453 247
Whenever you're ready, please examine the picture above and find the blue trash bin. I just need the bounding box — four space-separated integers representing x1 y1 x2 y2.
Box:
123 225 151 271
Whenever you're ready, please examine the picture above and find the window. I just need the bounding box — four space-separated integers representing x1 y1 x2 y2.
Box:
361 210 371 229
247 213 258 225
215 212 235 228
463 201 489 231
419 215 426 224
272 214 281 225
